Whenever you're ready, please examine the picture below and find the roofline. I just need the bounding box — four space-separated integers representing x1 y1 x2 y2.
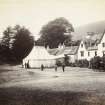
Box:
79 40 87 50
87 49 98 51
98 30 105 44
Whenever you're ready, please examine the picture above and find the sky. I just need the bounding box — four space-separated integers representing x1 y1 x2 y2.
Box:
0 0 105 39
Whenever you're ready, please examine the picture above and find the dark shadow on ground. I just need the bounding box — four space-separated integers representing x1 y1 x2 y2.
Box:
0 87 105 105
0 69 13 73
0 70 40 84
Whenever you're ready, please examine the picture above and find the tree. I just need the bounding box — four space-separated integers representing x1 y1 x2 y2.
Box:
1 25 34 63
64 39 81 46
1 26 15 61
12 25 34 62
40 17 74 48
1 26 14 49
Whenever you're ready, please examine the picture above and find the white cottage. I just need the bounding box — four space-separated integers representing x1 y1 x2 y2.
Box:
97 32 105 57
77 41 88 60
64 46 78 63
77 31 105 61
48 45 78 63
48 31 105 63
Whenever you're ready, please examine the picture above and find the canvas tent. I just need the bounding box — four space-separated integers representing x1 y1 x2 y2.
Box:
23 46 63 68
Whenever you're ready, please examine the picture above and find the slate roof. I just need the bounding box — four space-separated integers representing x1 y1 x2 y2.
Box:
63 46 78 55
47 48 59 55
48 31 105 55
82 32 105 50
48 46 78 56
87 46 98 51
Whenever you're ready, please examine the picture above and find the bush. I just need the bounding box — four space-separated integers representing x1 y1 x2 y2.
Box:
69 63 76 67
56 60 62 66
100 56 105 71
90 56 100 69
75 59 89 68
90 56 105 71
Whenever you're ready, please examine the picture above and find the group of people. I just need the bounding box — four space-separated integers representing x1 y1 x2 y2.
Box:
40 63 65 72
25 61 30 69
55 63 65 72
24 61 66 72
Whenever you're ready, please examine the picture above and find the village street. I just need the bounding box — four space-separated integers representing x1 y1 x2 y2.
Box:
1 66 105 92
1 65 105 105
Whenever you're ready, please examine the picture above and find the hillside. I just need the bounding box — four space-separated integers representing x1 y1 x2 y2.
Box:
72 20 105 40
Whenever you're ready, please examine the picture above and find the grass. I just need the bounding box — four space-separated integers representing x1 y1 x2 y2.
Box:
0 87 105 105
1 66 105 105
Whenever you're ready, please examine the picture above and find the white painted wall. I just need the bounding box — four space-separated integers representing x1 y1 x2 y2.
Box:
68 55 76 63
87 50 97 61
77 41 88 60
98 33 105 57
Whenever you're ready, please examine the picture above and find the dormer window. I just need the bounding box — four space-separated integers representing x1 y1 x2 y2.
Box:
102 43 105 47
88 52 90 56
103 51 105 56
95 51 97 56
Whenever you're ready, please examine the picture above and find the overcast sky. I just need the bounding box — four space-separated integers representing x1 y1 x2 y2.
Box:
0 0 105 39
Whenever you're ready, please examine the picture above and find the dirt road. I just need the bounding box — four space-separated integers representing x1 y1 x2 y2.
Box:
1 66 105 93
1 66 105 105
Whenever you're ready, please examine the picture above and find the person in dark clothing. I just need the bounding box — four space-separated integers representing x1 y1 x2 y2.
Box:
62 63 65 72
27 60 30 69
41 64 44 71
25 63 27 68
55 64 57 71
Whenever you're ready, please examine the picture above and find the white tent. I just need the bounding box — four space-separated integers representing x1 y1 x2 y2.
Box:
23 46 59 68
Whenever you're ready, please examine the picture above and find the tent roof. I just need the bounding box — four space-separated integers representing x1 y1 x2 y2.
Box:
24 46 56 60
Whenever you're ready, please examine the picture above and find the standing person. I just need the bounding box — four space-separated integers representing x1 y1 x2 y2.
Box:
27 60 30 69
22 61 24 68
55 64 57 71
41 64 44 71
62 63 65 72
25 62 27 69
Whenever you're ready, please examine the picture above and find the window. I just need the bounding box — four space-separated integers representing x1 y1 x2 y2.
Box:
103 51 105 56
81 44 83 48
102 43 105 47
95 51 97 56
80 51 84 57
88 52 90 56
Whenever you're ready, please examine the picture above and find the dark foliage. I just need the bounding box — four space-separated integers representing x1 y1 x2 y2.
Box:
90 56 105 71
64 39 81 46
75 59 89 68
64 55 70 66
12 26 34 62
40 17 74 48
90 56 101 70
56 60 63 66
0 25 34 63
0 87 100 105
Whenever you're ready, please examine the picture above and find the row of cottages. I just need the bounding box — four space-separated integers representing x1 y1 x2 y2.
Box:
78 31 105 61
48 44 78 63
48 31 105 63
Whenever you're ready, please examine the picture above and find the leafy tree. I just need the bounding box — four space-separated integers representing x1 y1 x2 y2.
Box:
64 39 81 46
1 26 14 49
1 26 15 61
12 25 34 62
1 25 34 63
40 17 74 48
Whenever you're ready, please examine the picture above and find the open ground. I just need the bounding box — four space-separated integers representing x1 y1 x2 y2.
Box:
0 65 105 105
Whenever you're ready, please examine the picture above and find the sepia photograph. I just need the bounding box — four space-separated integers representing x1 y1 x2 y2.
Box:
0 0 105 105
